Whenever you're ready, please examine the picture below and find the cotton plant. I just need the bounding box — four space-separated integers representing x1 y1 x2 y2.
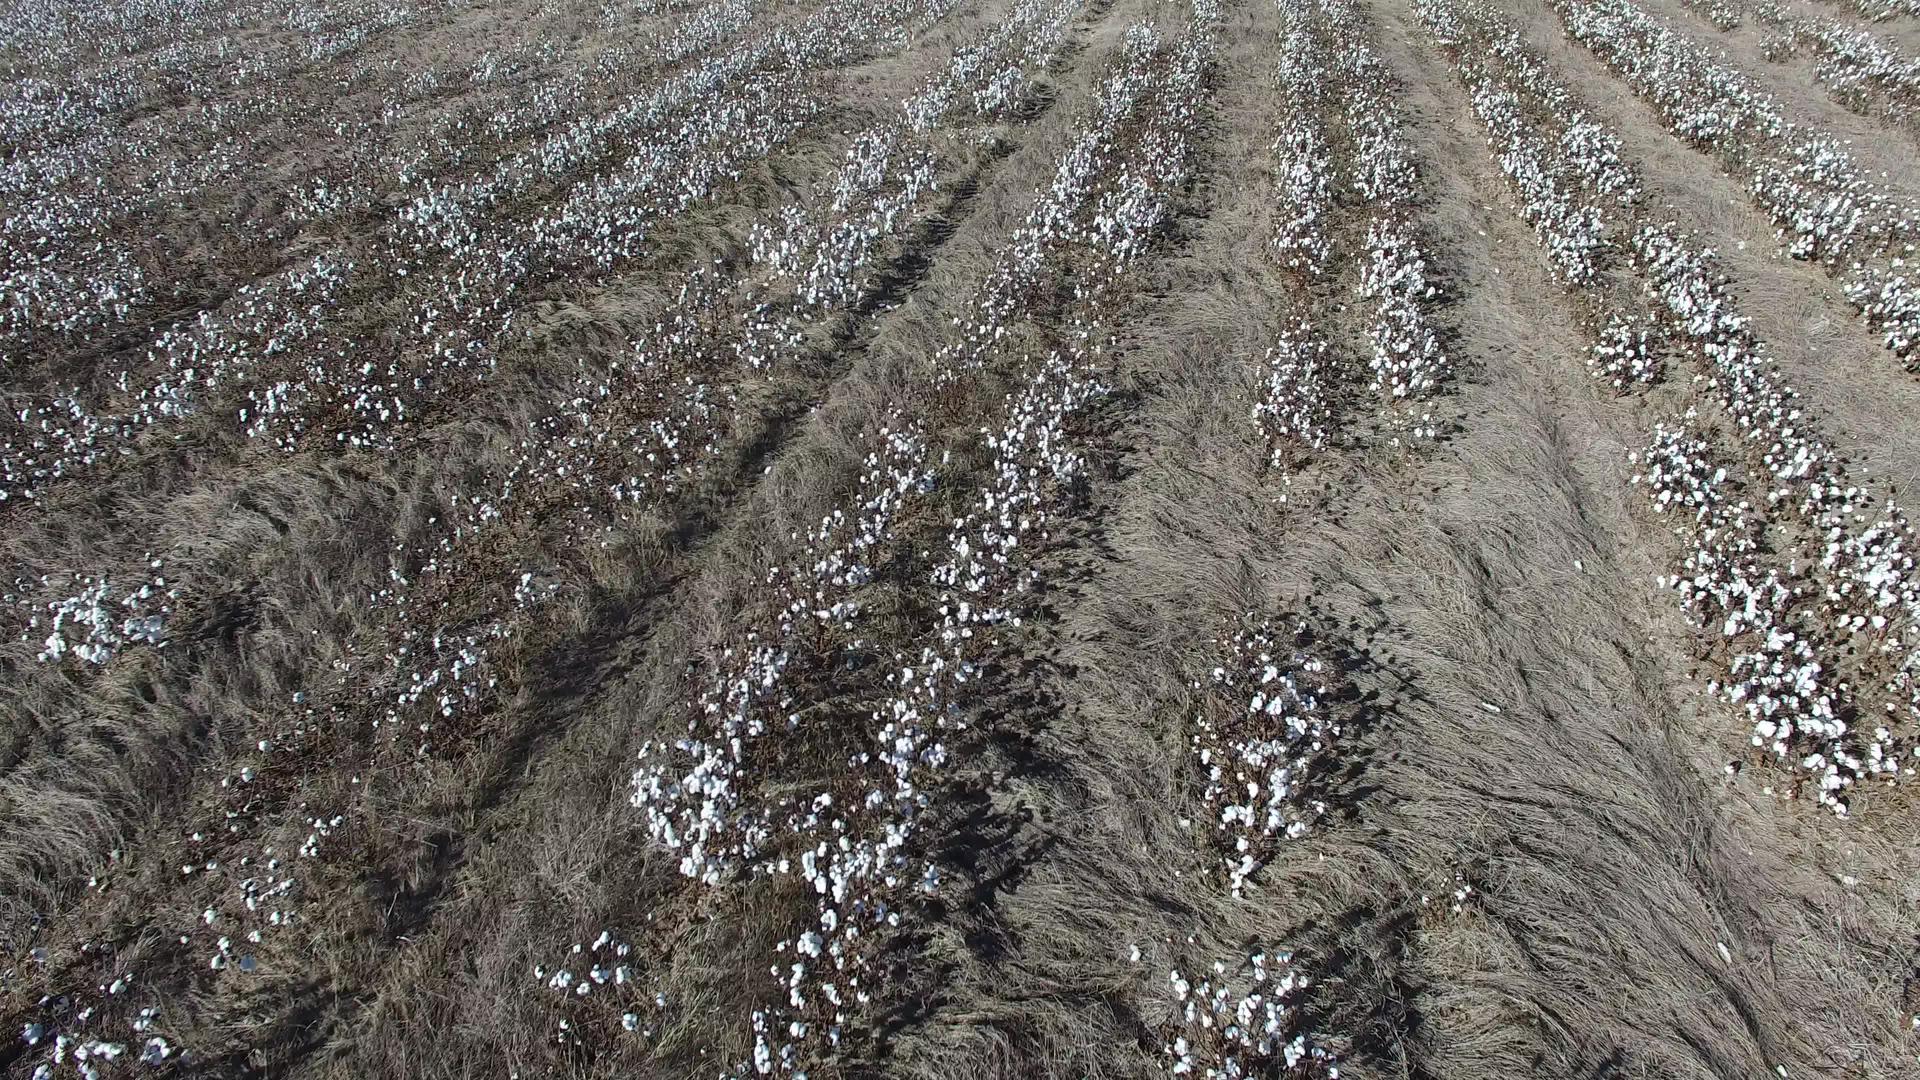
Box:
1680 0 1745 30
633 425 938 884
902 0 1083 131
1279 0 1448 429
1163 950 1339 1078
1189 620 1345 896
0 254 349 498
226 0 959 456
5 2 1010 1067
930 8 1219 389
14 956 182 1079
747 125 939 312
657 0 758 64
531 929 670 1045
1633 419 1846 805
1588 312 1663 391
16 0 983 691
751 341 1120 1072
1253 318 1334 465
1464 80 1608 284
1267 38 1335 281
1628 212 1920 808
21 563 176 665
20 803 307 1075
1833 0 1920 20
1420 0 1920 811
1552 0 1920 360
1359 218 1446 420
1423 0 1641 291
1763 17 1920 128
628 12 1223 1072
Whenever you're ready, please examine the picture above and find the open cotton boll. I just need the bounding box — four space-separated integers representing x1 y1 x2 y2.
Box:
1162 945 1337 1078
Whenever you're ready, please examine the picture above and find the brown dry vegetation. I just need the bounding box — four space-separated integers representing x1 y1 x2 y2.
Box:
3 0 1920 1076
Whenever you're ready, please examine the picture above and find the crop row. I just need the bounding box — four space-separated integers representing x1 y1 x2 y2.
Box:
1681 0 1748 30
0 0 446 68
1159 617 1348 1078
1142 2 1424 1071
0 0 1100 1071
0 0 845 502
1758 6 1920 133
1439 0 1667 389
201 1 910 451
1812 0 1920 22
1550 0 1920 360
1256 0 1447 473
204 0 1071 733
15 0 1064 786
628 7 1218 1072
0 0 492 362
903 0 1082 130
1267 0 1445 453
1418 0 1920 812
0 0 967 677
1670 0 1920 133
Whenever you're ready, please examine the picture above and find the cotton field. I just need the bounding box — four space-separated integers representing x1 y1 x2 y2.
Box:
5 0 1920 1076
